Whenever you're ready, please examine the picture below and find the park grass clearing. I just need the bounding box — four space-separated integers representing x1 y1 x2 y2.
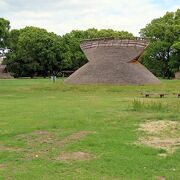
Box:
0 79 180 179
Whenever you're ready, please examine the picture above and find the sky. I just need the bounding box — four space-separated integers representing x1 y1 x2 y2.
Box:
0 0 179 36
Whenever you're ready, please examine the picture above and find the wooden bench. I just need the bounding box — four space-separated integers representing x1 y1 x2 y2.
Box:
141 93 168 98
173 93 180 98
142 93 180 98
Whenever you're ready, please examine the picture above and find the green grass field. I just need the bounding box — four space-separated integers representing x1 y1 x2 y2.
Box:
0 79 180 180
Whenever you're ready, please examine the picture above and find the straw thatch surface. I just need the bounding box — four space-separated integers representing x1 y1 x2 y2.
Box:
0 65 12 79
175 72 180 80
65 39 160 85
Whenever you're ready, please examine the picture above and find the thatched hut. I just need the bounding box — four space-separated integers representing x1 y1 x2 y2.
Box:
0 58 12 79
65 38 160 85
175 72 180 79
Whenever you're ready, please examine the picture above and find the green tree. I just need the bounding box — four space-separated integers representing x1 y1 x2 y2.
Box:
0 18 10 48
8 29 21 51
169 41 180 73
5 27 63 77
140 9 180 78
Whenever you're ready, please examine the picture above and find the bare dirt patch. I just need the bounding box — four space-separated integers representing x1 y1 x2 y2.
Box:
0 144 21 152
139 137 180 153
0 164 5 169
59 131 95 146
156 176 166 180
26 130 55 146
139 120 179 134
56 151 93 161
17 130 95 147
15 130 95 160
137 120 180 154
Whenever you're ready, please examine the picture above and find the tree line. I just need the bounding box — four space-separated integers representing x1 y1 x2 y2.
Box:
0 8 179 78
140 9 180 78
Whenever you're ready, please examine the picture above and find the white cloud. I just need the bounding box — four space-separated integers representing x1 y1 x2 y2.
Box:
1 0 179 35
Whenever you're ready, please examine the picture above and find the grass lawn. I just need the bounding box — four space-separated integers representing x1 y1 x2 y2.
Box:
0 79 179 179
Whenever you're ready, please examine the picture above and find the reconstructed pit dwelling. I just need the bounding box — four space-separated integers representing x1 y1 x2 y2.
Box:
0 58 11 79
65 38 160 85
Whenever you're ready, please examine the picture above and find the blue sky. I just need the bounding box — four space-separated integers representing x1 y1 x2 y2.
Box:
0 0 179 35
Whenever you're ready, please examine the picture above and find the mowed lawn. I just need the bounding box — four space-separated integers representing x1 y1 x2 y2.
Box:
0 79 180 180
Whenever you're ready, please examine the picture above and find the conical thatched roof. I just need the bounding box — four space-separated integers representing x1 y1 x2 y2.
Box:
65 38 160 85
0 58 12 79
